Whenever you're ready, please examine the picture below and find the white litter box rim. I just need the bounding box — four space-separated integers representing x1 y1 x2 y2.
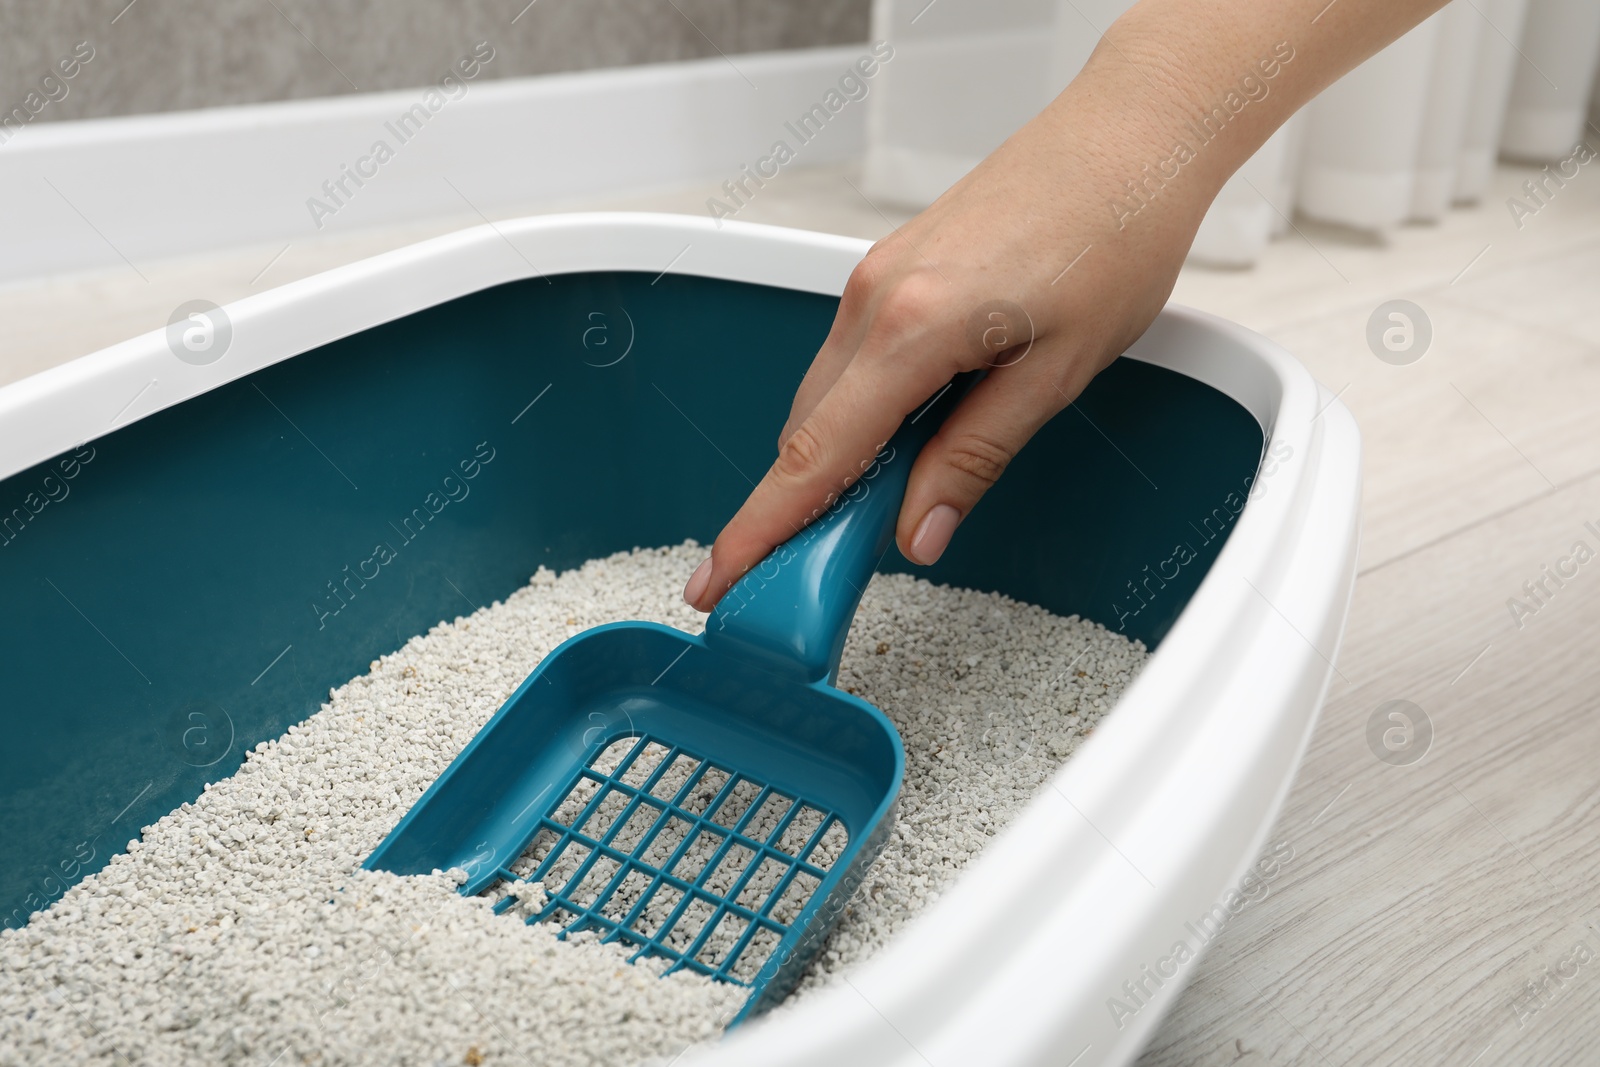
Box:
0 213 1361 1067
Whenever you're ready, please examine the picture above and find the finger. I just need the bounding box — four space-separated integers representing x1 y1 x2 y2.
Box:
777 253 889 448
688 319 967 610
691 358 955 611
895 351 1082 565
779 333 859 450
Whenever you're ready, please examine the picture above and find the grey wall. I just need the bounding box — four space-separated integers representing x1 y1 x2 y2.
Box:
0 0 869 123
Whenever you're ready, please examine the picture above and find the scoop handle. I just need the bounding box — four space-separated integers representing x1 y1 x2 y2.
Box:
703 373 979 685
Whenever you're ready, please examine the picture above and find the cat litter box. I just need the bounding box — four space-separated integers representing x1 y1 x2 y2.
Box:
0 213 1359 1065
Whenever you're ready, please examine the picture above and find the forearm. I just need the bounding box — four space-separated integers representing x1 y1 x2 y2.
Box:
994 0 1451 240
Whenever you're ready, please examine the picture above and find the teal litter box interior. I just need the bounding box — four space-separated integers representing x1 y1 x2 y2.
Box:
0 270 1262 932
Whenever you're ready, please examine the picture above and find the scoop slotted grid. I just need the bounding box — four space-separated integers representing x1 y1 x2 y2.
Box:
488 734 849 985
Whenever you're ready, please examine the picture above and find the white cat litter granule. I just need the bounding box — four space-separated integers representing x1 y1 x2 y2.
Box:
0 542 1146 1066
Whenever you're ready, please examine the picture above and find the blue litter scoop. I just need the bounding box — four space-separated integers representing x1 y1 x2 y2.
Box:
364 374 976 1024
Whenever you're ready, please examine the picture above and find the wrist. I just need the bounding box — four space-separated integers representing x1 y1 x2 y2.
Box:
1047 3 1305 235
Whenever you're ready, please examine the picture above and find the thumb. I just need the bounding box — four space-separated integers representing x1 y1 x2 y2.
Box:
895 361 1072 565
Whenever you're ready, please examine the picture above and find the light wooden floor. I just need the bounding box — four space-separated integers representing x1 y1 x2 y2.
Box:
6 161 1599 1065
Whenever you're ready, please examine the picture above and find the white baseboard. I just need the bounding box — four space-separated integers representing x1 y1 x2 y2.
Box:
0 46 873 285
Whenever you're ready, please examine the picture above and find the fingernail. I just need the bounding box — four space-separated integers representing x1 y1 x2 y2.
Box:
908 504 960 565
683 557 714 607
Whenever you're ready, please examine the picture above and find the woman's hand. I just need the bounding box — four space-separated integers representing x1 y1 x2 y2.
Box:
682 0 1446 611
682 33 1213 612
682 105 1201 608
